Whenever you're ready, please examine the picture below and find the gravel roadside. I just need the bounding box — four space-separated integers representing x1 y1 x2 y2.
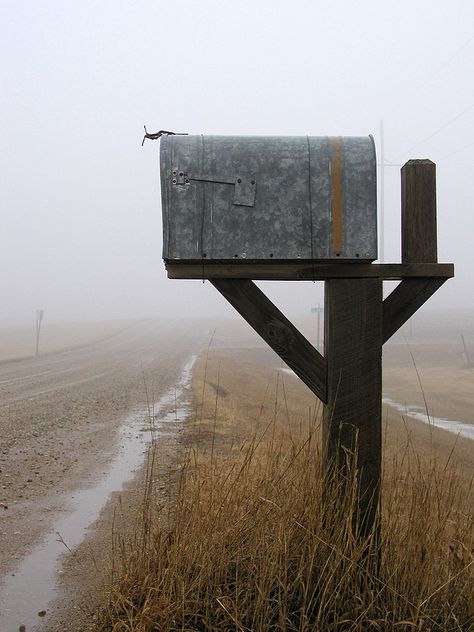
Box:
0 319 205 631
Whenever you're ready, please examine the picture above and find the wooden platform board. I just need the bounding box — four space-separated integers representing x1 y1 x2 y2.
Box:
166 262 454 281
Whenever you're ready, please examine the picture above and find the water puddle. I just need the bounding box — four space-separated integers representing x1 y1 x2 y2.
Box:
280 367 474 441
0 355 197 632
382 397 474 441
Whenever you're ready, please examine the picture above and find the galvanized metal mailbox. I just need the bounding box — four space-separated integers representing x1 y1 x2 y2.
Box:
160 135 377 263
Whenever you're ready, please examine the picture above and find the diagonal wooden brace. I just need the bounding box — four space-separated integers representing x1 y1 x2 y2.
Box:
211 279 327 402
382 277 447 344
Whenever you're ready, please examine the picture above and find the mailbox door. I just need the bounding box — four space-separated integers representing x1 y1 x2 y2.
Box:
160 135 376 262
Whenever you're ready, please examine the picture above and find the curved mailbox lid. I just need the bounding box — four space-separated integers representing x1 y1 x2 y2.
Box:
160 135 377 262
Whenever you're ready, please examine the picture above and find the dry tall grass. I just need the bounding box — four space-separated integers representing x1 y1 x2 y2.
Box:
98 350 474 631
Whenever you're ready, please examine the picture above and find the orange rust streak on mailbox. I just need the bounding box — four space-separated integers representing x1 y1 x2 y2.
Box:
330 138 343 255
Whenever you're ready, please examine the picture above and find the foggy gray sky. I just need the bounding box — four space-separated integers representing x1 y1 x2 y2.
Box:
1 0 473 326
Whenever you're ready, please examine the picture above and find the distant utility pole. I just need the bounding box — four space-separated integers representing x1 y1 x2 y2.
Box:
35 309 44 357
378 121 402 263
310 304 324 351
380 121 385 263
461 334 471 367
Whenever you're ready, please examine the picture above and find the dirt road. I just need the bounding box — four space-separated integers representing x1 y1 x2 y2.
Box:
0 319 206 630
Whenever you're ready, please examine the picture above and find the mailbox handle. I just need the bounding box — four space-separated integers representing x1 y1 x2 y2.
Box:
172 172 256 207
188 174 234 185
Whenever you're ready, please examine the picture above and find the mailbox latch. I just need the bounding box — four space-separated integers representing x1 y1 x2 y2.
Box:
172 170 256 207
233 176 256 207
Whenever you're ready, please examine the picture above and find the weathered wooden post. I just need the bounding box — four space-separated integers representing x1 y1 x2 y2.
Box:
147 131 454 541
402 160 437 264
323 278 383 537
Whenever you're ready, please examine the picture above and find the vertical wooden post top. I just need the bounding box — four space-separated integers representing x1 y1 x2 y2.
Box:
401 159 438 263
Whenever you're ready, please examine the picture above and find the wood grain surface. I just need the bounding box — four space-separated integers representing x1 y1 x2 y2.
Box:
324 278 383 536
401 159 438 264
167 262 453 280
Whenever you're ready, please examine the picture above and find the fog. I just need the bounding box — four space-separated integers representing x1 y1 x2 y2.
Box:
1 0 473 326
